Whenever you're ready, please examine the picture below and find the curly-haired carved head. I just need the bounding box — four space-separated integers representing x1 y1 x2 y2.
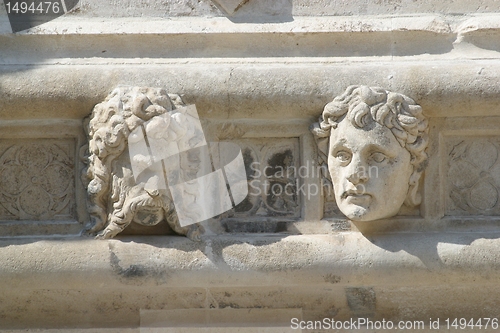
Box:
84 86 203 240
311 85 428 221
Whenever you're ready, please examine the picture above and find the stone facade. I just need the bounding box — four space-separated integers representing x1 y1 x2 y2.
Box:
2 0 500 331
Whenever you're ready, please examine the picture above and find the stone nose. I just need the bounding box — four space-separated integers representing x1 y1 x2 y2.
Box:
346 157 369 185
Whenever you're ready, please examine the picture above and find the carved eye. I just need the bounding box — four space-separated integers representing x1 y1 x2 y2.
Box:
370 152 387 163
335 151 351 163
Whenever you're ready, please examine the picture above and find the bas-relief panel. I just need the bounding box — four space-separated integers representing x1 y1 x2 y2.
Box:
220 138 300 233
0 140 75 221
119 137 301 235
446 137 500 216
0 85 434 238
231 138 300 219
4 85 499 239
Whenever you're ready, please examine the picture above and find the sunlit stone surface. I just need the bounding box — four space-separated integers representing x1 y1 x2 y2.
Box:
2 0 500 330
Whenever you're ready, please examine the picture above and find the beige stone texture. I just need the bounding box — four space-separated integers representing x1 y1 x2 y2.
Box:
2 0 500 331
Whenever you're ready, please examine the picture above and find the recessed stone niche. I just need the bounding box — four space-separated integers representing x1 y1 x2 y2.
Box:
0 123 86 237
0 140 75 220
222 138 301 233
446 136 500 216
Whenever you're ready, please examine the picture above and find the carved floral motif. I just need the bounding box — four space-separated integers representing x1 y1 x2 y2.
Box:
229 139 300 219
448 139 500 214
0 143 74 220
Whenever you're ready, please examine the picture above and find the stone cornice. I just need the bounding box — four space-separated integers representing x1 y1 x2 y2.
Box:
2 233 500 290
1 60 500 120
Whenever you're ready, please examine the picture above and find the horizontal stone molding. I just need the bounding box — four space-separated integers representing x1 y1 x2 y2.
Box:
1 16 454 35
1 233 500 327
4 15 500 63
2 4 500 328
1 61 500 120
3 233 500 290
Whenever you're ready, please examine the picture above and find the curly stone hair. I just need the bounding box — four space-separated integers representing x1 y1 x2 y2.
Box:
310 85 428 207
84 86 196 238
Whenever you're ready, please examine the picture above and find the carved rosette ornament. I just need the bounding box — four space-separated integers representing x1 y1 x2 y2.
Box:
0 143 73 220
311 85 429 221
84 86 204 240
449 139 500 213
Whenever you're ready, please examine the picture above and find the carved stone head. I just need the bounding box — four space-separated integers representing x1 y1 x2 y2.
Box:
84 86 203 239
311 86 429 221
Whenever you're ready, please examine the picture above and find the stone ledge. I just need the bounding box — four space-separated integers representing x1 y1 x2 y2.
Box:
3 15 500 64
1 61 500 120
2 233 500 289
1 16 453 35
1 233 500 328
3 0 500 20
1 14 499 37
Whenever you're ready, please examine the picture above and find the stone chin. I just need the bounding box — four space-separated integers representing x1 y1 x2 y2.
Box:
341 207 399 222
337 193 408 222
342 206 371 221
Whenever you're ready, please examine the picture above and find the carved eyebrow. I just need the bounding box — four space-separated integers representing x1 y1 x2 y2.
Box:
364 143 396 157
330 138 348 152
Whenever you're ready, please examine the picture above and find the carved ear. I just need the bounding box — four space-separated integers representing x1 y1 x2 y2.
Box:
405 170 423 207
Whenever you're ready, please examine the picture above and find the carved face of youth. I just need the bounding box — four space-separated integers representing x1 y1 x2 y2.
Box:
328 119 413 221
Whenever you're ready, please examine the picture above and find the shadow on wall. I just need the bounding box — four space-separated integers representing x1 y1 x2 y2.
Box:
214 0 294 24
461 31 500 53
0 1 11 34
362 228 500 271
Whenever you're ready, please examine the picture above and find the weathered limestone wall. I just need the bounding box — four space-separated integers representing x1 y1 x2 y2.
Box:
2 0 500 331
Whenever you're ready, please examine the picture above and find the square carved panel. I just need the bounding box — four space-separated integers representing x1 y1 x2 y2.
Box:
446 136 500 216
225 138 301 220
0 139 75 221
